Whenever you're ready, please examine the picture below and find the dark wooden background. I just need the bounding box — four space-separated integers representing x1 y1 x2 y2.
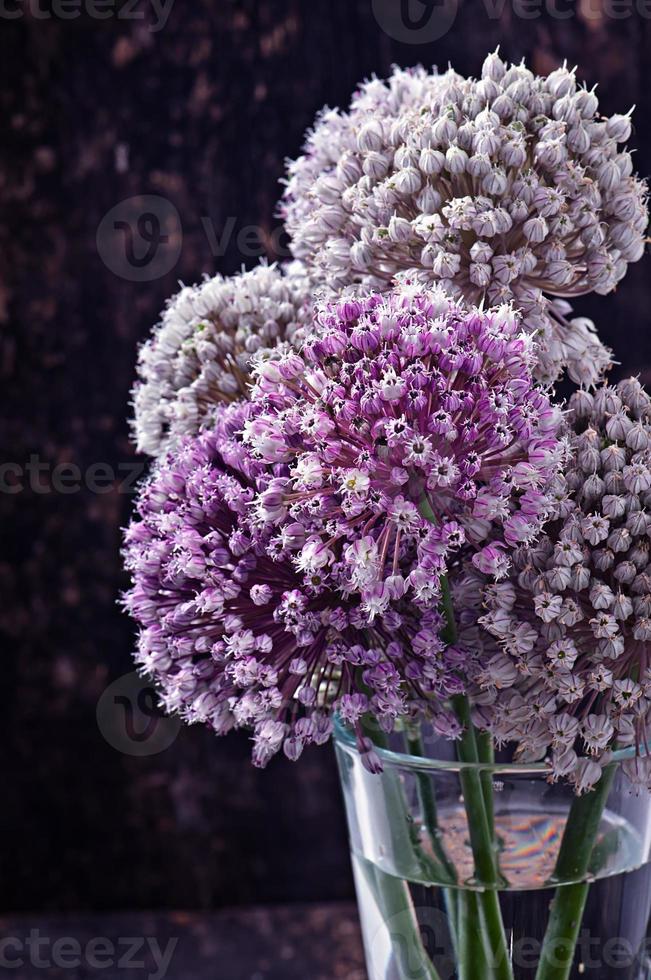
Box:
2 0 650 915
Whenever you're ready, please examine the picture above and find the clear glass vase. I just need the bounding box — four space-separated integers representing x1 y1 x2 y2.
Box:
334 718 651 980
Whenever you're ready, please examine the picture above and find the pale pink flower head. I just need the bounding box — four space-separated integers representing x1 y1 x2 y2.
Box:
455 379 651 792
282 56 648 385
131 261 313 457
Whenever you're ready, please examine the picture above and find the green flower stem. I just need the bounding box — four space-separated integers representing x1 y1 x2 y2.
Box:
453 695 513 980
417 492 513 979
457 890 492 980
453 695 497 883
552 763 617 881
534 764 617 980
439 573 458 647
477 730 496 832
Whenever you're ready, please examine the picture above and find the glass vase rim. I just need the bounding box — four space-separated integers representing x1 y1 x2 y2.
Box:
333 714 640 775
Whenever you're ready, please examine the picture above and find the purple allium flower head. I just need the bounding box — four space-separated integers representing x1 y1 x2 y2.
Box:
454 378 651 792
281 55 648 385
124 400 462 768
131 261 313 458
242 286 563 620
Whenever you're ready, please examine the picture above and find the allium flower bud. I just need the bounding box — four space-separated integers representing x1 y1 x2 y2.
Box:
607 112 633 143
388 215 412 243
357 119 384 152
547 65 577 99
419 147 445 176
573 759 603 795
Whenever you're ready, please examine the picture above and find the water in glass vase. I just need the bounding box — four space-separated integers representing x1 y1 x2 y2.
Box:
352 803 651 980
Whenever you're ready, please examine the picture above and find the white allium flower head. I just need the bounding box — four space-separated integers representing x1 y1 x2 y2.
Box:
281 53 648 386
453 379 651 792
131 260 314 456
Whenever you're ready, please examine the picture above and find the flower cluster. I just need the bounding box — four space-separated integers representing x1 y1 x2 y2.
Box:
242 286 563 620
123 53 650 785
131 261 312 456
456 379 651 791
123 401 466 769
282 53 647 384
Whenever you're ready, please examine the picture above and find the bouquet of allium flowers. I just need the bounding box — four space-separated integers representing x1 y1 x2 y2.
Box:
125 51 650 980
